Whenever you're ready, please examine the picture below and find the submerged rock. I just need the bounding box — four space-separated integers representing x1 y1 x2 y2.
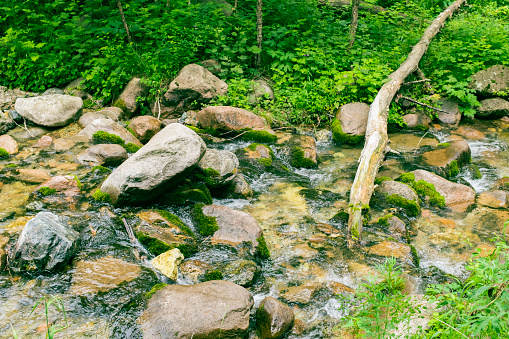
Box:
231 174 253 198
477 190 509 209
224 259 260 287
100 124 206 204
421 140 471 178
77 144 128 166
8 212 80 272
10 169 51 184
367 241 412 261
15 94 83 127
180 260 210 283
139 280 253 338
412 169 475 212
256 297 294 339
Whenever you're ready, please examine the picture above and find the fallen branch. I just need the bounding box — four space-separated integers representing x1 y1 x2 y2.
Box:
402 79 431 86
416 67 435 94
346 0 467 247
397 94 450 114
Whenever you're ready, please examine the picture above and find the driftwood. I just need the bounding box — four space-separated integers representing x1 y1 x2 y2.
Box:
346 0 467 248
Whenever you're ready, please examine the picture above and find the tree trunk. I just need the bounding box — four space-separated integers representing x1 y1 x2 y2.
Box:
256 0 263 68
117 0 132 44
349 0 361 48
346 0 466 248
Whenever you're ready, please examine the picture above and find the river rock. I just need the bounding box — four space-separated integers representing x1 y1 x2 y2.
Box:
162 64 228 115
0 235 9 270
128 116 162 144
78 108 122 127
0 115 15 134
256 297 294 339
412 169 475 211
69 256 141 295
421 140 471 178
0 134 18 154
114 77 149 117
196 106 269 131
367 241 412 261
231 174 253 198
77 144 128 166
476 98 509 119
281 281 322 304
33 135 53 148
336 102 370 135
180 260 210 283
477 190 509 209
15 94 83 127
403 111 431 130
36 175 81 199
286 135 318 168
377 180 419 202
11 169 51 184
139 280 253 338
198 148 239 186
202 205 263 247
151 248 184 281
452 126 485 140
77 118 142 146
100 124 206 204
436 98 461 126
469 65 509 96
224 259 260 287
0 86 37 110
8 212 80 272
248 79 274 105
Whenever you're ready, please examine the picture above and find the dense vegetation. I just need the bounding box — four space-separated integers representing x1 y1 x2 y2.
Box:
1 0 508 127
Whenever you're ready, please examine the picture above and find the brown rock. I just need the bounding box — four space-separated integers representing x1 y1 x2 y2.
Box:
12 169 51 184
77 144 128 166
180 260 210 283
477 190 509 209
376 180 419 202
129 116 162 144
453 126 485 140
114 77 149 117
245 144 272 160
196 106 269 131
36 175 81 198
231 174 253 198
336 102 370 136
0 235 9 270
367 241 412 260
33 135 53 148
202 205 263 247
53 138 77 152
139 280 253 339
256 297 294 339
0 134 18 154
329 281 355 294
421 139 471 177
387 216 407 236
412 169 475 211
281 281 322 304
315 223 342 237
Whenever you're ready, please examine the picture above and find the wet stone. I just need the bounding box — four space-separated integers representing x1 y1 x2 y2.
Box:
151 248 184 281
367 241 412 261
10 169 51 184
281 281 322 304
180 260 210 283
224 259 260 287
77 144 128 166
477 190 509 209
0 134 19 154
256 297 294 339
33 135 53 148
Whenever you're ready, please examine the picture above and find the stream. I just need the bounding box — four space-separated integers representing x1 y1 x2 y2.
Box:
1 117 509 338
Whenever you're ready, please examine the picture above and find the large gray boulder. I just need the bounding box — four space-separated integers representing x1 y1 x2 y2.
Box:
15 94 83 127
77 118 142 146
476 98 509 119
100 123 206 204
198 148 239 186
139 280 253 339
256 297 294 339
163 64 227 115
0 86 37 110
8 212 80 272
469 65 509 96
248 79 274 105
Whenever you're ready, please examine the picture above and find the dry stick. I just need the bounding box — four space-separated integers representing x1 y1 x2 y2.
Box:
255 0 263 68
416 67 435 94
117 0 132 44
122 217 140 260
402 79 431 85
398 95 450 114
346 0 467 248
349 0 361 48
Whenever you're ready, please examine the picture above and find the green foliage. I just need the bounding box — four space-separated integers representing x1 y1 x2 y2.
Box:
331 119 364 145
38 186 56 196
256 235 271 259
29 296 69 339
144 283 167 299
290 146 316 169
204 269 223 281
92 189 111 203
0 148 10 159
437 142 450 149
6 163 17 168
191 203 219 236
187 125 207 134
242 130 277 143
386 194 420 217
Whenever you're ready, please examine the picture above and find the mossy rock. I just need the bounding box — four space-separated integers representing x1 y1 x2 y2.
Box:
92 189 111 203
396 172 445 208
144 283 168 299
256 235 270 259
191 203 219 236
164 185 213 205
113 99 127 112
386 194 420 217
0 148 9 159
92 131 141 153
448 160 460 177
204 269 223 281
92 165 112 174
290 146 316 169
331 119 364 145
374 176 392 185
241 130 277 143
377 214 394 227
38 186 56 196
468 164 482 179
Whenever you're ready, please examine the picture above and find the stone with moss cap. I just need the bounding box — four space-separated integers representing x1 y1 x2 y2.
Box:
397 172 446 208
421 139 470 178
374 180 420 217
332 102 370 144
99 124 206 204
197 148 239 187
78 118 142 147
276 134 318 168
244 143 274 167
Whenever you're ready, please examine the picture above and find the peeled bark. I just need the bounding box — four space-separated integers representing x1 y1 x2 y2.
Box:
347 0 467 248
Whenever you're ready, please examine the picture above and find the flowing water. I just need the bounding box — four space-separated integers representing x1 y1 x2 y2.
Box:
1 118 508 338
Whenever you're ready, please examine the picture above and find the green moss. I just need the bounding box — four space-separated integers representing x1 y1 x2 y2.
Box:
6 163 17 168
92 189 111 203
124 142 141 153
410 244 420 267
413 180 446 208
386 194 420 217
469 164 482 179
83 98 94 109
187 125 207 134
73 175 82 191
331 119 364 145
256 235 270 259
38 186 56 196
448 160 460 177
92 165 112 173
374 176 391 185
0 147 9 159
191 203 219 236
351 222 360 240
437 142 450 149
166 185 213 205
204 269 223 281
377 214 394 227
144 283 168 299
199 167 222 187
242 130 277 143
113 99 127 112
93 131 125 145
290 146 316 169
126 126 136 137
137 232 171 256
398 172 415 183
258 158 272 167
246 143 274 156
157 210 195 237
